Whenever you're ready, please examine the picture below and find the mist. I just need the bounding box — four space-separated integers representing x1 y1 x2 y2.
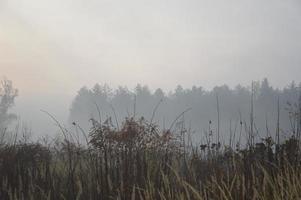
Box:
1 0 301 137
2 0 301 199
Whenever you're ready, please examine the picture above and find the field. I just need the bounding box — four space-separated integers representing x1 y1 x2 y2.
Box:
0 113 301 200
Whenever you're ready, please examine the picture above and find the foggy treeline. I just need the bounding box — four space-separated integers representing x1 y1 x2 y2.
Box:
69 78 301 144
2 77 301 199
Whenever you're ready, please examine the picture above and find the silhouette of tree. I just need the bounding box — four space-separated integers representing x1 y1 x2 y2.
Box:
0 78 18 129
154 88 165 100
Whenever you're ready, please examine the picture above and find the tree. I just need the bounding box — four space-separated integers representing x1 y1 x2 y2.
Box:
154 88 165 100
0 78 18 129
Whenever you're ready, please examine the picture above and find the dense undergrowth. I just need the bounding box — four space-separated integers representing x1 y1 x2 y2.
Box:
0 116 301 200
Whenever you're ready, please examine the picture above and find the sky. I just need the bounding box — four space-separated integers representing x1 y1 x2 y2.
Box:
0 0 301 136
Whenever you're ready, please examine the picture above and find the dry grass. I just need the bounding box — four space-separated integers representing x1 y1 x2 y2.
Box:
0 116 301 200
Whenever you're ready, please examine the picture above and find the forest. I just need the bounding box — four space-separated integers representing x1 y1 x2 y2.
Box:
69 78 301 146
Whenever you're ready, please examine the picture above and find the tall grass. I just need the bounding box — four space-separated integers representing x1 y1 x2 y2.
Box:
0 114 301 200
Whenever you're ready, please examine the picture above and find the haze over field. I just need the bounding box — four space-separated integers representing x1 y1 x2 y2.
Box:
0 0 301 136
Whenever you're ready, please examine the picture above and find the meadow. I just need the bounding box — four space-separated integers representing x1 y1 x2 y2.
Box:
0 108 301 200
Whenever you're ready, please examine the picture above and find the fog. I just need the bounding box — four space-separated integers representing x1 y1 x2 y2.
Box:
67 80 300 145
0 0 301 138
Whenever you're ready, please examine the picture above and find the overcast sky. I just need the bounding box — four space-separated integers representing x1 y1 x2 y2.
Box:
1 0 301 135
1 0 301 93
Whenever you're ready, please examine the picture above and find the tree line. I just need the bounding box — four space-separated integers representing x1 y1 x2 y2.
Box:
69 78 301 145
